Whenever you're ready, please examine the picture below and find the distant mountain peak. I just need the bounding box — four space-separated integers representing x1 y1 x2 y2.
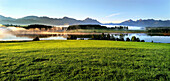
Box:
41 16 49 18
0 15 4 17
0 15 14 20
25 15 38 17
84 17 95 20
127 19 133 22
138 19 142 21
0 15 100 25
147 19 154 21
63 16 69 19
120 19 170 27
22 16 39 19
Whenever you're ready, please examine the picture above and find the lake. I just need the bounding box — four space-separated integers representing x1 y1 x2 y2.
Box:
0 26 170 43
1 33 170 43
102 25 145 30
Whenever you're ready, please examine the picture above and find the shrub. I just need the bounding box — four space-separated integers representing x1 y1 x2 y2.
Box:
119 34 124 39
91 35 95 39
141 40 145 42
106 34 110 40
126 38 130 41
67 35 77 40
131 36 137 41
111 35 115 41
116 38 120 41
33 37 40 41
136 38 140 42
120 38 124 41
101 33 105 40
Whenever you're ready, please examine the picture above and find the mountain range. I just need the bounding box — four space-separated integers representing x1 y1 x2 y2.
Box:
104 19 170 27
0 15 100 25
0 15 170 27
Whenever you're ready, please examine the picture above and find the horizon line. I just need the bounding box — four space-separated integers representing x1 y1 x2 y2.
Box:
0 14 170 23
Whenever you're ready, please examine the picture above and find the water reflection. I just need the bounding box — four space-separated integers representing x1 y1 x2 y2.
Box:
0 33 170 43
124 33 170 43
0 27 169 43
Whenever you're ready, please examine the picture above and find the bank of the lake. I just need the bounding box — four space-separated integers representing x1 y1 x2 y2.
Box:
67 29 146 33
0 40 169 81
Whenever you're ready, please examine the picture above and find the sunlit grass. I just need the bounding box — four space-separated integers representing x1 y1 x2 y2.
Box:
0 40 169 80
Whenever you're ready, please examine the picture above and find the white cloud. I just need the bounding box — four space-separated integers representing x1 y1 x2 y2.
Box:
106 13 120 17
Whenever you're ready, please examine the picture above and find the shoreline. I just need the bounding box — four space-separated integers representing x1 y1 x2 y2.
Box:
0 40 170 44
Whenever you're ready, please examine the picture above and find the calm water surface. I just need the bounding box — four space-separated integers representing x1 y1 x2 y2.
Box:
1 33 170 43
0 27 170 43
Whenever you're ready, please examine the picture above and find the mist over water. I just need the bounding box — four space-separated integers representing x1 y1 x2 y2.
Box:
0 26 170 43
0 27 67 41
0 27 33 41
0 27 12 39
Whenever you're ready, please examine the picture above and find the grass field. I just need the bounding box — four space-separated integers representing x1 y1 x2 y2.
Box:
0 40 170 81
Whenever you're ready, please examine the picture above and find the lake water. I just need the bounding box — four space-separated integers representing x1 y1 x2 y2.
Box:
112 33 170 43
1 33 170 43
0 27 170 43
102 25 145 30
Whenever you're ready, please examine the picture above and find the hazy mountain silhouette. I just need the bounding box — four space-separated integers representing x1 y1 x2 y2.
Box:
0 15 101 25
104 19 170 27
0 15 14 20
0 15 170 27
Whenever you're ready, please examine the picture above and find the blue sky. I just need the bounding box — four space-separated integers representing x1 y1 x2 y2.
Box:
0 0 169 23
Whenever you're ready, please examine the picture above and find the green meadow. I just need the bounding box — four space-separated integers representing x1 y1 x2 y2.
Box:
0 40 169 80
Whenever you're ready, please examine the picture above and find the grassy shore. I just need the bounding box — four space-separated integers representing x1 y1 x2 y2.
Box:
0 40 169 80
67 29 146 33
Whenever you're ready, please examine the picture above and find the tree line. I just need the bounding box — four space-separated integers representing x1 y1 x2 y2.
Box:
67 33 145 42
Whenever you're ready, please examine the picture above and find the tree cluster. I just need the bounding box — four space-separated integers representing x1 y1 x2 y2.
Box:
146 27 170 33
3 24 21 27
67 33 145 42
67 25 108 30
24 24 52 30
108 26 128 30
